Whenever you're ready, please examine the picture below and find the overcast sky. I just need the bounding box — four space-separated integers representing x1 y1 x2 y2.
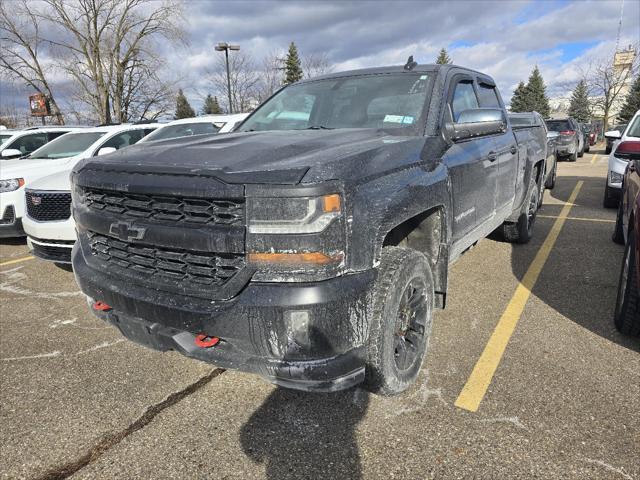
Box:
1 0 639 117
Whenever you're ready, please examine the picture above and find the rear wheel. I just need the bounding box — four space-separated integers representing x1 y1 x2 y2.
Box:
603 181 618 208
614 229 640 336
365 247 434 396
569 150 577 162
612 200 625 244
605 144 612 155
544 158 557 189
585 143 590 153
501 172 539 244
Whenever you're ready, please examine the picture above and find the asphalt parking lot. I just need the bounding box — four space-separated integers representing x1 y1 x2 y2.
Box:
1 146 638 480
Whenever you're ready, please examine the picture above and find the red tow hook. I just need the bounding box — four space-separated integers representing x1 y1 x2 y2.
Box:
92 301 112 312
194 334 220 348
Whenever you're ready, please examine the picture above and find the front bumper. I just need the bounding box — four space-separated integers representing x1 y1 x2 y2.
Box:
0 189 26 238
73 244 376 392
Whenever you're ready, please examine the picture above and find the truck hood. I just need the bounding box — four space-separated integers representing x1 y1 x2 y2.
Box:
74 129 429 185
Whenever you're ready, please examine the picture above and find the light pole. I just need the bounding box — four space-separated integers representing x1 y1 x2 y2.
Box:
215 42 240 113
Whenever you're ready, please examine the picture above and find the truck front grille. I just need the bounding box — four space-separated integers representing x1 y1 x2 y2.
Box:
82 188 245 226
26 191 72 221
87 232 245 287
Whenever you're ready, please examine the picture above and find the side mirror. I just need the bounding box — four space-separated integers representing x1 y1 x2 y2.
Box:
97 147 117 156
1 148 23 159
446 108 506 141
604 130 622 140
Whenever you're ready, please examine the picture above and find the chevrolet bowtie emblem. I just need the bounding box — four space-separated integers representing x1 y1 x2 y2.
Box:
109 222 146 242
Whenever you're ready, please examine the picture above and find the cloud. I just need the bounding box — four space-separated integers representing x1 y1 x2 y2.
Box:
1 0 638 116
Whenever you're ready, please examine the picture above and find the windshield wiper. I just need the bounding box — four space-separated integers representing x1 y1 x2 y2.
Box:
303 125 334 130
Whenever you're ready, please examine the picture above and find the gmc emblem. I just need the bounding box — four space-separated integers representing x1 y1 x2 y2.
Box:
31 196 42 206
109 222 146 242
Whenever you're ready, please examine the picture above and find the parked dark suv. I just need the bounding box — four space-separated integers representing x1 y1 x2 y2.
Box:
545 117 584 161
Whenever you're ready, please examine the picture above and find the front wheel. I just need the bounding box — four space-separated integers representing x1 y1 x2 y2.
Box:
603 181 618 208
614 229 639 335
365 247 434 396
612 200 625 244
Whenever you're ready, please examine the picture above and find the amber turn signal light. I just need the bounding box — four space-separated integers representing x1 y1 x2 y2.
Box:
248 251 343 265
322 194 341 213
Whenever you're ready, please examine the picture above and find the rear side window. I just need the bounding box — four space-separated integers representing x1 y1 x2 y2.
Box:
7 133 47 155
451 81 478 121
477 84 501 108
98 130 146 153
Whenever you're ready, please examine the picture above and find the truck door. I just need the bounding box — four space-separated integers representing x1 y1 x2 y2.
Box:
476 78 518 213
442 76 498 242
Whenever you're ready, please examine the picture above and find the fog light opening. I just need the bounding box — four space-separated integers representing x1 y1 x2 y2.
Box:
286 310 310 346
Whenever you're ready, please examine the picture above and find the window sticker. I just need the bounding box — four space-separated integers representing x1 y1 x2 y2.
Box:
383 115 415 124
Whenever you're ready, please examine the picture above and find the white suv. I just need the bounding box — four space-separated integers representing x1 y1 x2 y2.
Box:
138 113 249 144
0 126 84 161
1 123 158 240
604 110 640 208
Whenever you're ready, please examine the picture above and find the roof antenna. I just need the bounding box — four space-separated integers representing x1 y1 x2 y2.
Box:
404 55 417 71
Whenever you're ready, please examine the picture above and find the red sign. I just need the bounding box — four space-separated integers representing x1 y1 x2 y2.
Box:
29 93 50 117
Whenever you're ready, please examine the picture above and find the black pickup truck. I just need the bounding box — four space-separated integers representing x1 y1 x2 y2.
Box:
71 63 548 395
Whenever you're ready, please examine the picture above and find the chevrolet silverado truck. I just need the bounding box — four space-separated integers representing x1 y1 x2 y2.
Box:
71 63 548 395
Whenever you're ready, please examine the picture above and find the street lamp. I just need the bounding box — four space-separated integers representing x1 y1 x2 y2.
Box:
215 42 240 114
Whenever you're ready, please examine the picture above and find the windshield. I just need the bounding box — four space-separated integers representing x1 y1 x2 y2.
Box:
626 118 640 138
238 73 432 133
0 134 12 146
29 132 106 159
144 122 219 142
546 120 571 132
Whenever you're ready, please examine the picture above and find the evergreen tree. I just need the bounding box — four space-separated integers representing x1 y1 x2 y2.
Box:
567 80 591 123
510 81 530 112
174 89 195 119
436 48 452 65
618 74 640 123
284 42 303 84
202 94 223 115
524 66 550 117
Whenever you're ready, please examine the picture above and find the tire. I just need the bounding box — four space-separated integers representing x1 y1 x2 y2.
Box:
585 144 590 153
614 229 640 336
612 201 625 245
501 171 539 244
365 246 434 396
605 144 612 155
578 143 584 158
544 158 557 189
569 150 577 162
603 181 618 208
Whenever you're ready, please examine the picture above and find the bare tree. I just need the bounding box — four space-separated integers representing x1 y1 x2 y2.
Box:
41 0 184 123
255 49 285 102
584 46 639 129
208 51 261 113
0 0 65 124
302 52 333 79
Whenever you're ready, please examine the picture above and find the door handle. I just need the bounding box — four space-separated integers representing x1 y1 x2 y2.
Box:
488 151 497 162
510 145 517 155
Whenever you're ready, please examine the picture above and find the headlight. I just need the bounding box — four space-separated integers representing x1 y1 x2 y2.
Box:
248 193 342 234
0 178 24 193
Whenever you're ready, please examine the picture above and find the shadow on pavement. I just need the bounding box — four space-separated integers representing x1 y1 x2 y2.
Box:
510 174 638 352
240 386 368 479
0 237 27 246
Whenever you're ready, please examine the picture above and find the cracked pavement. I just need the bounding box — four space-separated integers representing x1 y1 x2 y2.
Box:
1 147 638 479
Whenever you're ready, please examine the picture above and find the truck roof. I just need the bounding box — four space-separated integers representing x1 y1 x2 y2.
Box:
301 63 490 83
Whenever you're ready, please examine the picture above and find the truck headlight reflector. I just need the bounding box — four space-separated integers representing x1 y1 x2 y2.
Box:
248 193 342 234
0 178 24 193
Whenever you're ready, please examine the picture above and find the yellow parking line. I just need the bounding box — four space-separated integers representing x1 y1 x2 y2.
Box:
538 215 615 223
455 181 583 412
0 256 35 267
590 154 600 165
